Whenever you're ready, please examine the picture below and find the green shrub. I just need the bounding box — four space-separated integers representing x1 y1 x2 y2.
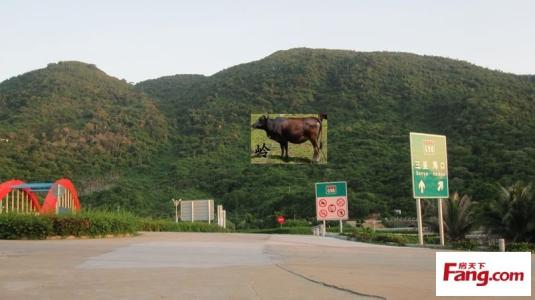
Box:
352 228 376 242
86 212 138 236
50 215 92 237
0 214 52 239
373 233 410 245
0 212 227 239
343 228 434 246
424 235 441 244
284 219 310 227
449 240 479 250
240 226 312 235
506 242 535 253
138 219 228 232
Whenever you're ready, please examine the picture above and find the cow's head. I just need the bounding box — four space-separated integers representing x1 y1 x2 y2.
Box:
251 115 268 129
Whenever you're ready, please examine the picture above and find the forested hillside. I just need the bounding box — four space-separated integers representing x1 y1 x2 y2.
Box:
1 49 534 227
0 62 168 192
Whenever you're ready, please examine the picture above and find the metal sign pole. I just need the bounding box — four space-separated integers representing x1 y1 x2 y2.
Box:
217 205 222 226
191 201 194 223
172 199 181 223
438 198 445 246
339 220 343 233
322 220 326 237
416 198 424 245
175 203 178 223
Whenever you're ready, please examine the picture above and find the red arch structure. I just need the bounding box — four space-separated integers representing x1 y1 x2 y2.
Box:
0 179 42 213
0 178 80 214
41 178 81 214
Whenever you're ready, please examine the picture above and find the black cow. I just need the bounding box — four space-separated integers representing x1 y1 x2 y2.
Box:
252 114 326 162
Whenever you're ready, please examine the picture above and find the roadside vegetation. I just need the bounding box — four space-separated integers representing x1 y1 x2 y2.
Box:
0 211 226 239
234 182 535 252
239 226 312 235
370 182 535 251
341 227 440 246
439 182 535 251
1 50 534 249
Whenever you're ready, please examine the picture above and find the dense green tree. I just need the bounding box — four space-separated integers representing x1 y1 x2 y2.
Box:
442 193 476 241
480 182 535 242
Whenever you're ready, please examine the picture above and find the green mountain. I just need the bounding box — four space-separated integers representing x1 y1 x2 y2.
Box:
0 61 168 190
1 49 535 227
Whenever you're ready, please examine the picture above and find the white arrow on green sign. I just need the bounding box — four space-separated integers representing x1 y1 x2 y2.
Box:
410 132 449 198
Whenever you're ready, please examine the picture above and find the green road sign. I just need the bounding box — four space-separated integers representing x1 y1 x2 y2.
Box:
315 181 347 198
410 132 449 198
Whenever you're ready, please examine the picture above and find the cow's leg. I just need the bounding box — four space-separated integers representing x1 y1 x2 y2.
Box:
284 142 289 160
279 143 285 160
310 138 320 162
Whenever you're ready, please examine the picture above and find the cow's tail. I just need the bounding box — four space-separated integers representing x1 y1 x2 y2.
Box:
318 113 327 150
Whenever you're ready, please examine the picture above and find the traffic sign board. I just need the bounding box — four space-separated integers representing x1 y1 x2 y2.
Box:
276 215 285 225
315 181 347 198
315 181 348 221
180 200 214 222
410 132 449 198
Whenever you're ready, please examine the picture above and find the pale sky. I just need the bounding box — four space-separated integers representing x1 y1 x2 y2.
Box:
1 0 534 83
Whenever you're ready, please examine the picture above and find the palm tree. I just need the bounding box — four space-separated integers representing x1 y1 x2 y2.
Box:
442 193 476 241
480 182 535 243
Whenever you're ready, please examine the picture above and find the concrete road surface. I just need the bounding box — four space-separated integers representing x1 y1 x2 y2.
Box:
0 232 532 299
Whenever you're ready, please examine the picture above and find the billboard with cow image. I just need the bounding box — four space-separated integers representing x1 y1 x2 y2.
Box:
250 113 327 164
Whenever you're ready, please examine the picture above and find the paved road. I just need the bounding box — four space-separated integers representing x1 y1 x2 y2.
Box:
0 232 532 299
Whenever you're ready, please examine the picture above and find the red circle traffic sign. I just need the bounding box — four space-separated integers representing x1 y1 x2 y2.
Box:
336 198 345 207
319 199 327 207
328 204 336 212
337 209 345 217
319 210 328 218
276 215 285 225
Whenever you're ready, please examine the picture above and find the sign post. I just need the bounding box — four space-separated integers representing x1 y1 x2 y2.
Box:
410 132 449 246
276 215 285 227
222 209 226 229
180 200 215 223
416 198 423 245
171 198 181 223
217 205 223 227
315 181 348 236
438 198 445 246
